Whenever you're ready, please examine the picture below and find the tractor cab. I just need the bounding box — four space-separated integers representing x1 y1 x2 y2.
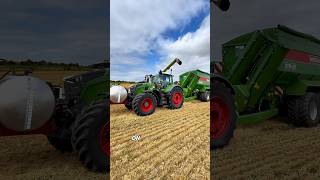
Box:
154 71 173 83
153 71 173 88
144 72 173 84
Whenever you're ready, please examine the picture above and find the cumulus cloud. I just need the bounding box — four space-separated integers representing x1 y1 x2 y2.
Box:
110 0 208 81
157 15 210 81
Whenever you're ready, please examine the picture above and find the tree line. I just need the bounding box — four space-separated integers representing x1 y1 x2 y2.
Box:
0 59 82 67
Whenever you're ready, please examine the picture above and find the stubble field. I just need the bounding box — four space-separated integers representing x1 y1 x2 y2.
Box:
211 118 320 179
110 101 210 179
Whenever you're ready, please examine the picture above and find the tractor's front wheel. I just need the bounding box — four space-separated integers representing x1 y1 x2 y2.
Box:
71 99 109 172
211 81 236 149
125 102 132 110
167 87 184 109
47 124 73 152
132 93 157 116
47 100 73 152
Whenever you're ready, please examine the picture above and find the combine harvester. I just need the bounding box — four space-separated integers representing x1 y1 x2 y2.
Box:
110 58 210 116
0 64 109 172
212 25 320 148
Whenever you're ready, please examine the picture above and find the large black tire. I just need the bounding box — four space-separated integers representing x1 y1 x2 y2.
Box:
288 92 320 127
71 99 109 172
124 96 133 110
199 91 210 102
125 102 132 110
47 100 74 152
47 125 73 152
211 80 237 149
167 87 184 109
132 93 157 116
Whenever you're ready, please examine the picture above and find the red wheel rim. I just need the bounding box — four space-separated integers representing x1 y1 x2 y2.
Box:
140 98 154 113
211 96 230 139
100 122 110 156
172 92 183 106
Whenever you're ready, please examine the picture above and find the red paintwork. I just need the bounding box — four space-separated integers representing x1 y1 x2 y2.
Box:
110 99 126 105
211 96 230 139
199 77 209 82
285 50 310 63
140 97 154 113
172 92 183 107
100 122 110 156
0 119 55 136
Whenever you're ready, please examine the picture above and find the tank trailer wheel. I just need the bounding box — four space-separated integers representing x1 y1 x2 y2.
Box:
211 81 236 149
288 92 320 127
132 93 157 116
199 91 210 102
125 102 132 110
71 100 109 172
47 124 73 152
47 100 74 152
167 87 184 109
124 97 133 110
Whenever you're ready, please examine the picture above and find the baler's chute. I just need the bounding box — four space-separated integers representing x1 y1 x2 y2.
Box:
211 0 230 11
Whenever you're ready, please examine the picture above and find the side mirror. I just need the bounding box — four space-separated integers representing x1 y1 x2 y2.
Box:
212 0 230 11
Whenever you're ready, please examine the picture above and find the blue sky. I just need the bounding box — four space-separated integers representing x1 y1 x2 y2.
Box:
111 0 210 81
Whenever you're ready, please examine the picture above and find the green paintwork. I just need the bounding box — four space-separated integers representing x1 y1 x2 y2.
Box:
129 69 210 104
237 108 279 125
162 83 176 94
179 69 210 98
80 71 108 105
220 25 320 124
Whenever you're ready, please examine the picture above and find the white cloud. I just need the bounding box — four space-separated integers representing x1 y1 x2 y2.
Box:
110 0 208 81
157 15 210 81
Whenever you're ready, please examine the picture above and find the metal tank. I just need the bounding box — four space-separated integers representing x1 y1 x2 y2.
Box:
110 85 128 104
0 75 55 131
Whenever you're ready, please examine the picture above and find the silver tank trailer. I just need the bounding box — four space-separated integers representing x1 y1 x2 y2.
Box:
110 85 128 104
0 75 55 131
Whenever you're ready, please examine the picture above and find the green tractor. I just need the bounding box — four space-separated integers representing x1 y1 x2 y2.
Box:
0 62 109 173
110 58 210 116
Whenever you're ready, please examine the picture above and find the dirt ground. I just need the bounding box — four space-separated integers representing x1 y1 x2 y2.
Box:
0 70 108 179
110 101 210 179
211 118 320 179
0 135 107 179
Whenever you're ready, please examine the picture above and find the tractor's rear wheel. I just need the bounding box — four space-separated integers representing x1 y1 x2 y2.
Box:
132 93 157 116
288 92 320 127
71 99 109 172
199 91 210 102
211 81 236 149
167 87 184 109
